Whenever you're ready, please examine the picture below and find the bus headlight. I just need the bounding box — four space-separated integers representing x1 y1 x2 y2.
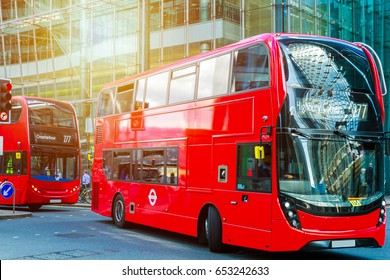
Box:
280 197 301 230
31 185 41 193
377 198 386 226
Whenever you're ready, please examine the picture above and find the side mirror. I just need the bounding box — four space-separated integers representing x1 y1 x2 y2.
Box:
255 146 265 160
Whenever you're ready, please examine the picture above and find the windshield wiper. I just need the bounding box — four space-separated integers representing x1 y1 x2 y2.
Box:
333 130 354 140
290 128 312 139
332 130 384 143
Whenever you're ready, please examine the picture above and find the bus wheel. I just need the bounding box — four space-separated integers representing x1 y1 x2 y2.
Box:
113 195 126 228
207 206 223 252
28 204 42 212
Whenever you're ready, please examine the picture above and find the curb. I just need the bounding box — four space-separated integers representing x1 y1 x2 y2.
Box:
0 211 32 220
0 203 89 220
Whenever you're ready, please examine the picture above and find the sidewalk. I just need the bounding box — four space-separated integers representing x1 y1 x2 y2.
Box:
0 202 90 220
0 209 32 220
1 196 389 220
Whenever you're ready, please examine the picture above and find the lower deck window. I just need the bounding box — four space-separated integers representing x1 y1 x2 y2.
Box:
103 147 178 185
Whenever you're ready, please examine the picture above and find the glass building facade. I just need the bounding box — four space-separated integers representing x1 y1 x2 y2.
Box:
1 0 390 191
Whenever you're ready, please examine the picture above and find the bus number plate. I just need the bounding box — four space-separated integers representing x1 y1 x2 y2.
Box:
331 240 356 248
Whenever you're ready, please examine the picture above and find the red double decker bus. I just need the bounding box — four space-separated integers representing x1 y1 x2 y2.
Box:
92 33 387 252
0 96 81 211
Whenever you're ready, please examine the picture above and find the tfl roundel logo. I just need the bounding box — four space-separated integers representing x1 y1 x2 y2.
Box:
148 189 157 206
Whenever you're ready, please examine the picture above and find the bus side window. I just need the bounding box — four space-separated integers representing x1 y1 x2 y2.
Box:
112 151 131 181
10 100 23 123
166 147 178 185
115 83 134 114
145 72 169 108
135 78 146 110
169 65 196 104
198 53 230 99
98 88 114 117
132 149 143 181
232 44 270 92
102 150 112 179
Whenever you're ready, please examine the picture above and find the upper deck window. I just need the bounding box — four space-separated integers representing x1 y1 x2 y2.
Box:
145 71 169 108
279 38 375 94
231 44 270 92
27 99 75 128
135 78 146 110
169 65 196 104
278 37 380 131
115 83 134 114
10 100 22 123
98 88 114 117
97 43 270 117
198 53 231 99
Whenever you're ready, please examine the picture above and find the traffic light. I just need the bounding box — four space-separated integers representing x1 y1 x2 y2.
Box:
1 79 12 111
0 79 12 124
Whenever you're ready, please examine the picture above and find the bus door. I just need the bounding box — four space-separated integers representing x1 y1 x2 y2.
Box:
221 143 272 250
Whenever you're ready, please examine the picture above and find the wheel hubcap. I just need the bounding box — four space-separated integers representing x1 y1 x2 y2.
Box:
115 200 124 222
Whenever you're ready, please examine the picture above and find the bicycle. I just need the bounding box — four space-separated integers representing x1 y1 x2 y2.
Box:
78 183 92 204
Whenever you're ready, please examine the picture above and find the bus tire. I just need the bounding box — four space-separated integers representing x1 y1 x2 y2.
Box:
197 207 208 244
28 204 42 211
113 195 126 228
207 206 223 252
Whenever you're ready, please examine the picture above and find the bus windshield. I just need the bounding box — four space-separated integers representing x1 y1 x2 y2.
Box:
30 149 79 181
277 36 385 213
277 131 384 212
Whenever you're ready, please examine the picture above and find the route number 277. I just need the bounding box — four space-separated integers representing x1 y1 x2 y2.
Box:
63 135 72 143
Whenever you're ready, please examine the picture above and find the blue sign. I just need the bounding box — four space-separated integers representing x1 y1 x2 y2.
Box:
1 181 14 199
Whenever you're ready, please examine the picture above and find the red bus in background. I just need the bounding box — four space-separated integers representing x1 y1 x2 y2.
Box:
92 33 387 252
0 96 81 211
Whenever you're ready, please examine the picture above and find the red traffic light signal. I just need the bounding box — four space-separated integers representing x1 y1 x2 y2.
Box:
0 79 12 112
2 82 12 92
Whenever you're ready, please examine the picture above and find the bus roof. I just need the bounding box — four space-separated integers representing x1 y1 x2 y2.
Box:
99 33 277 91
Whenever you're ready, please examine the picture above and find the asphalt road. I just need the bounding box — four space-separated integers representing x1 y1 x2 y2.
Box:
0 204 388 260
